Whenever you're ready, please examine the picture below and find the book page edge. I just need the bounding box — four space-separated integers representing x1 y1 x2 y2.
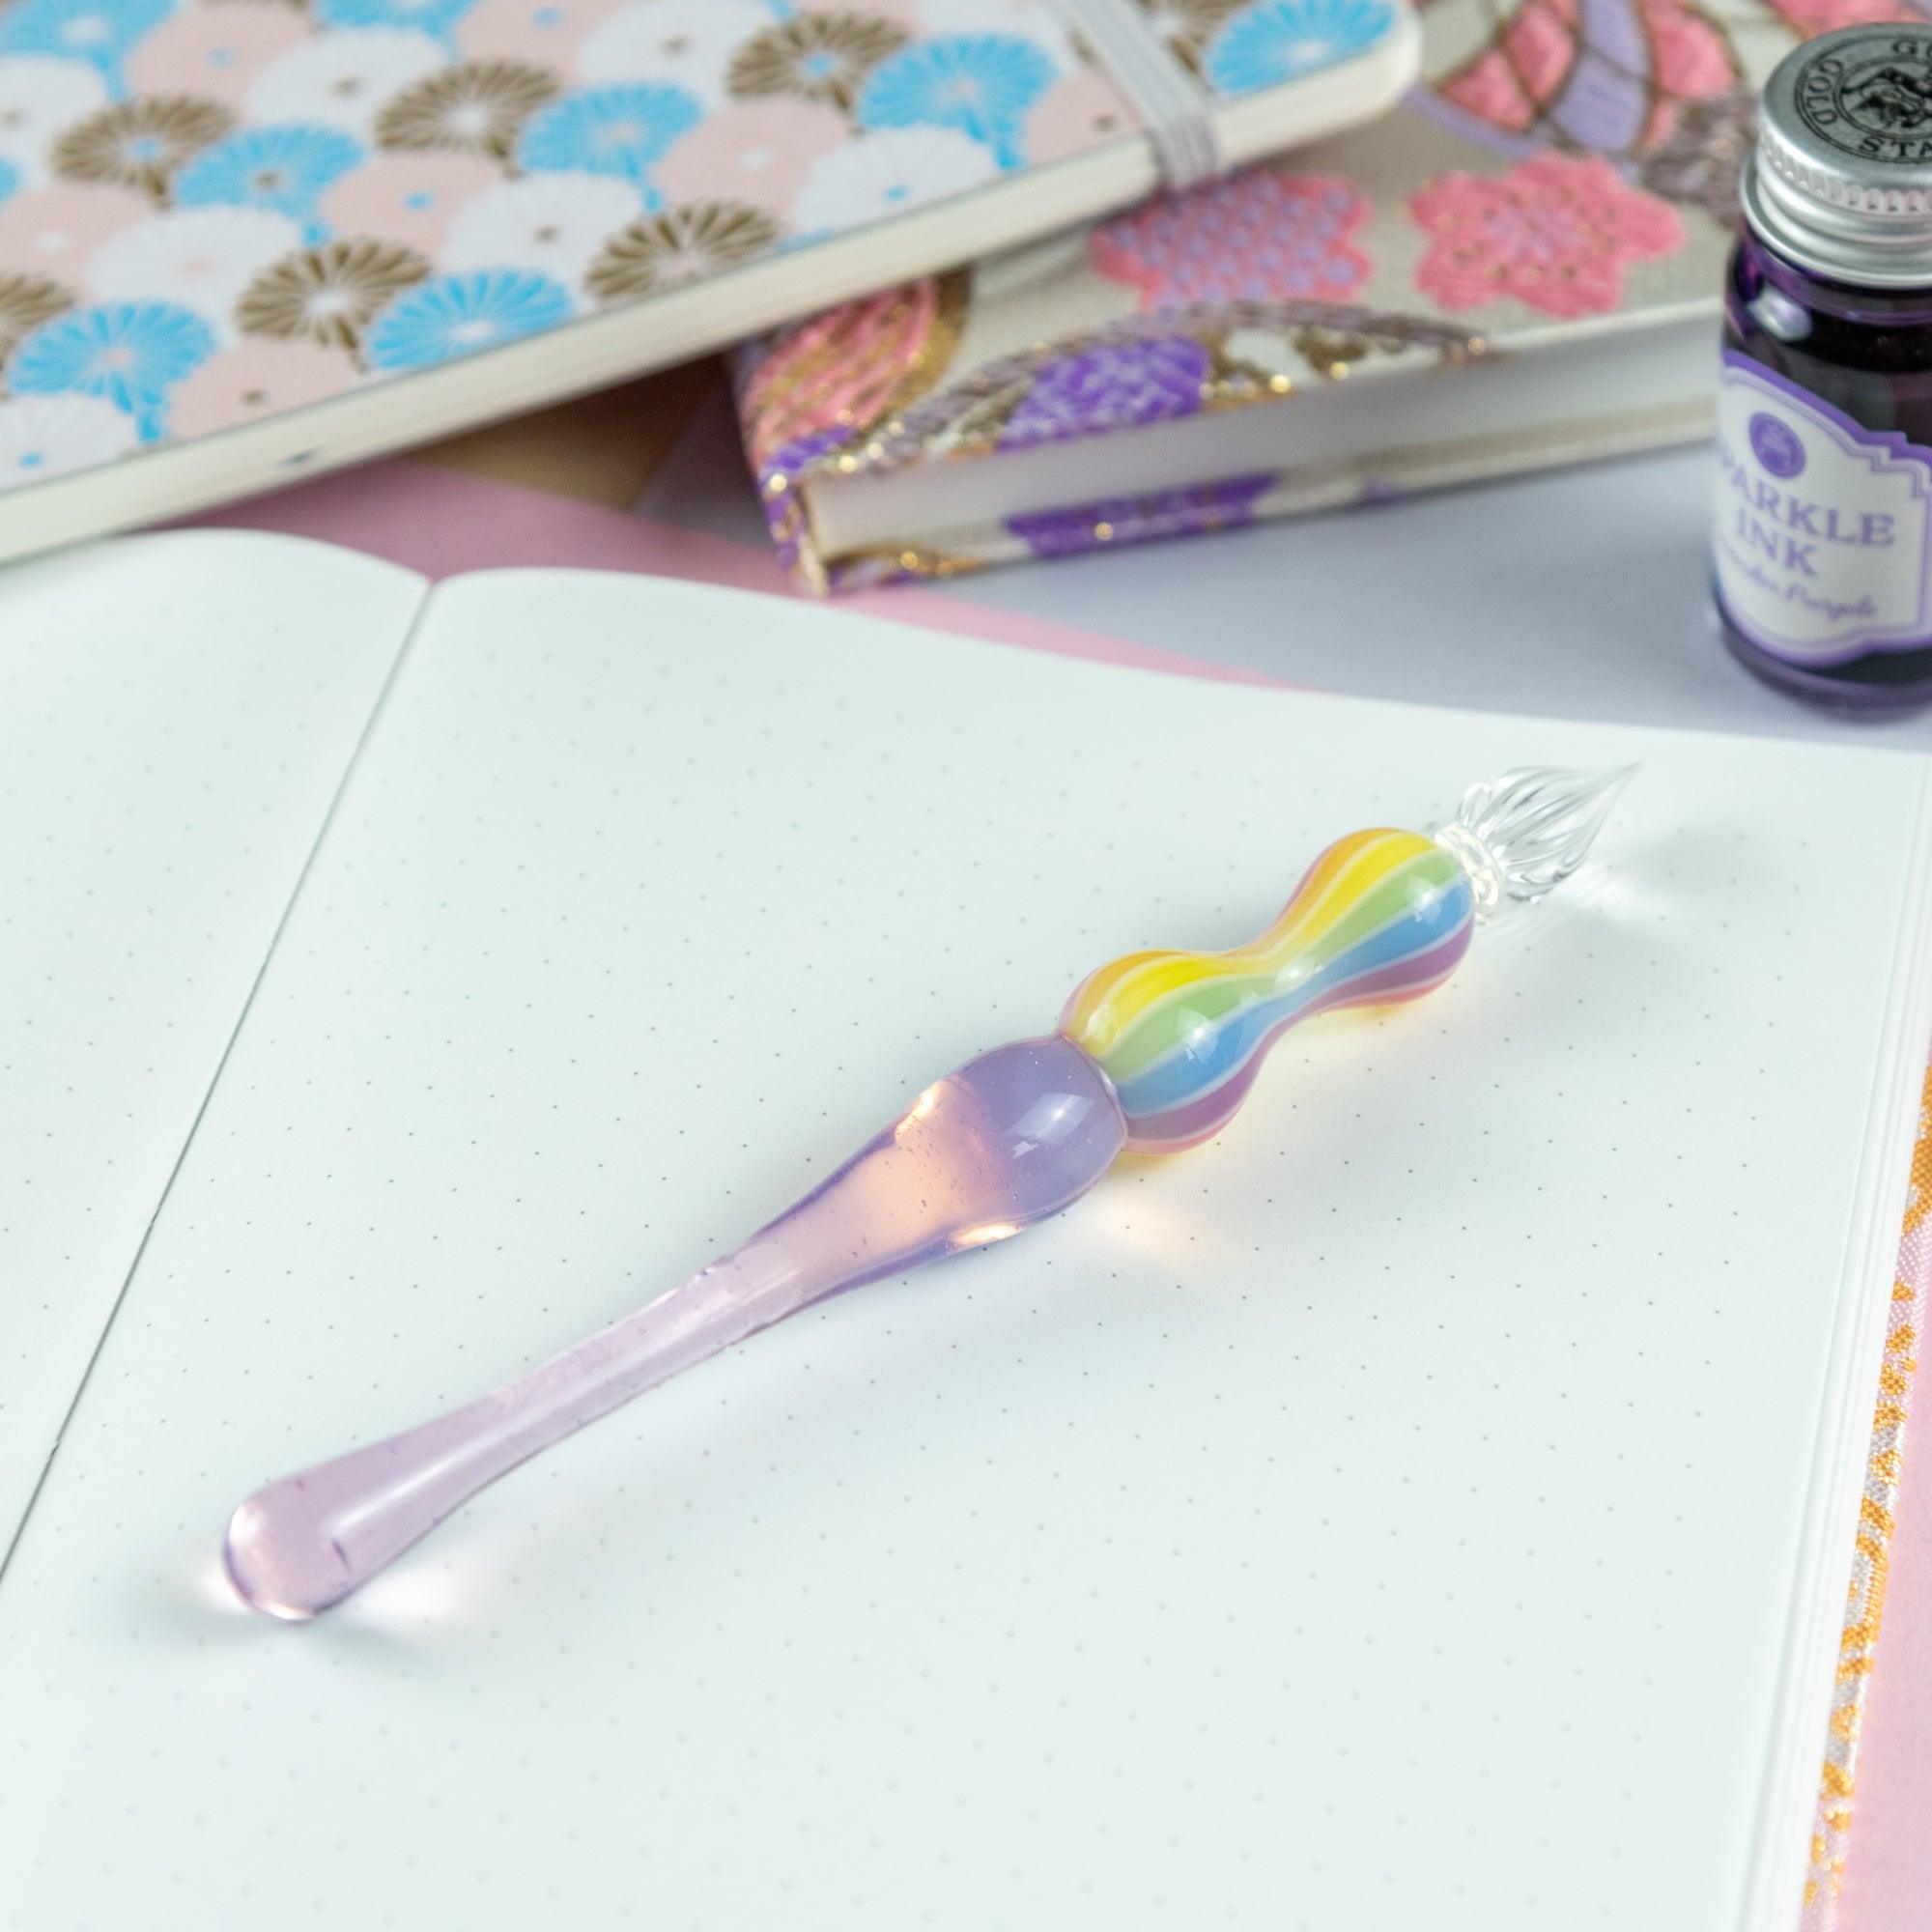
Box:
1739 755 1932 1930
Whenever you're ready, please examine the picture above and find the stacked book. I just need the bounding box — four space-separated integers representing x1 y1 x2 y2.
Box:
735 0 1852 587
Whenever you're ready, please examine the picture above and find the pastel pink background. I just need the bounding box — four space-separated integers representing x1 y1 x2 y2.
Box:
192 459 1932 1931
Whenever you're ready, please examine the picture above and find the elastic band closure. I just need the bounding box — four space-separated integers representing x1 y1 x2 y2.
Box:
1055 0 1226 193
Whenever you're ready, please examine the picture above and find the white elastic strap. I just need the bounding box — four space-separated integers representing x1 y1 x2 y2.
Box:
1054 0 1226 193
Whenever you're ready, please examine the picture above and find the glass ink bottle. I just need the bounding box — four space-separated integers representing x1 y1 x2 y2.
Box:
1716 25 1932 714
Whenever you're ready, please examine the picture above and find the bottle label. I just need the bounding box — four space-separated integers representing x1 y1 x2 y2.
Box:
1713 350 1932 665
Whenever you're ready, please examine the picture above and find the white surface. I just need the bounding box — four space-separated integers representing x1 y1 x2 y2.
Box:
0 535 421 1553
640 382 1932 743
3 554 1930 1930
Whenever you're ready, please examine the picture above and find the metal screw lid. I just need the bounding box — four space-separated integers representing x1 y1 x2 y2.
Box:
1747 23 1932 287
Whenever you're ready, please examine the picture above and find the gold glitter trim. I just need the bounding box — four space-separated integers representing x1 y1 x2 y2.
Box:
748 298 1489 591
1800 1065 1932 1929
832 541 985 587
863 300 1486 478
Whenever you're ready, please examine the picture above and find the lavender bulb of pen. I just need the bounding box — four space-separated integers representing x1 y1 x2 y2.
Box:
223 764 1629 1619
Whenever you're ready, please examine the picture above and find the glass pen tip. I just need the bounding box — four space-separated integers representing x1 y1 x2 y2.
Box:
1435 763 1635 919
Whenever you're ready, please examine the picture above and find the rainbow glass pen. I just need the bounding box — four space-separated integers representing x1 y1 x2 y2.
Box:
224 764 1630 1619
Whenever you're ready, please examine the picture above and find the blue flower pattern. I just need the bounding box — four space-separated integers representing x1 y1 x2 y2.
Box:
176 125 364 234
366 269 571 370
0 0 172 95
1206 0 1397 94
518 83 701 198
0 0 1404 497
859 34 1054 170
317 0 476 45
9 300 213 439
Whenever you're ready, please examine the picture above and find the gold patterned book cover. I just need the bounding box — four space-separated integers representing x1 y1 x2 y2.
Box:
736 0 1890 588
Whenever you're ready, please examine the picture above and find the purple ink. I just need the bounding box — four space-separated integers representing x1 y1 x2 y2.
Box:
1747 411 1805 479
1715 25 1932 715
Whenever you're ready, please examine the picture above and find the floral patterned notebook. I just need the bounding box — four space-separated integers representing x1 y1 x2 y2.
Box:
0 0 1415 557
735 0 1889 591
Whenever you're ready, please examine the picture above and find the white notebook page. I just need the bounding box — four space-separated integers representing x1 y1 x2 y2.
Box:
2 559 1929 1930
0 535 422 1552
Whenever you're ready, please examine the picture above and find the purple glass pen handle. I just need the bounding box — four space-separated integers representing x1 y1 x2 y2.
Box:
224 769 1633 1620
223 1037 1127 1619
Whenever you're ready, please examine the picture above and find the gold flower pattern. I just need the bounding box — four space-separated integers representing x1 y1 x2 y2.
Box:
375 60 557 162
0 273 73 359
51 96 235 201
238 239 430 354
0 0 1321 515
726 13 909 114
1803 1066 1932 1925
586 201 781 304
1132 0 1245 71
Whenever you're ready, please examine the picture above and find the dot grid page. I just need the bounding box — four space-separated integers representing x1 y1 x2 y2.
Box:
0 535 421 1553
4 560 1930 1932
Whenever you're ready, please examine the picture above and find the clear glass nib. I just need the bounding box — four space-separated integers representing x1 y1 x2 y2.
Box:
1433 764 1634 921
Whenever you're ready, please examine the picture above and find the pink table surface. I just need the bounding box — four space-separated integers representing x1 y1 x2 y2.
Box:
194 459 1932 1932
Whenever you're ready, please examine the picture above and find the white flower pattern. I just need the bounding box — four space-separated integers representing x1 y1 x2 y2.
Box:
439 169 636 289
0 56 110 190
86 205 302 336
0 391 136 486
792 125 997 232
245 29 448 138
574 0 768 104
0 0 1378 496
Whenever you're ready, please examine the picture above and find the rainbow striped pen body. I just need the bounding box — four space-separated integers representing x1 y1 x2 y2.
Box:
224 774 1626 1619
1060 830 1476 1152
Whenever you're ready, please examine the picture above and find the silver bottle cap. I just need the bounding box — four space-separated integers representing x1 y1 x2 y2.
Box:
1746 23 1932 287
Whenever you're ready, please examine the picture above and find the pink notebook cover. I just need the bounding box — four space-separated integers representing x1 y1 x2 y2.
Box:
193 459 1932 1932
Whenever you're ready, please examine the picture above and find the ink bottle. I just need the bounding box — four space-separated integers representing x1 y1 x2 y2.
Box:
1716 24 1932 714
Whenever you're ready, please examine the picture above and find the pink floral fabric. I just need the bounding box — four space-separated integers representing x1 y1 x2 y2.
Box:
740 0 1834 593
1435 0 1734 145
739 276 953 472
1406 154 1685 318
1090 168 1372 307
1765 0 1925 31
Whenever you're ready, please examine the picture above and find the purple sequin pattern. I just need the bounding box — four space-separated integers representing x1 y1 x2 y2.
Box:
753 427 850 571
1007 473 1275 558
997 337 1209 451
1091 173 1373 307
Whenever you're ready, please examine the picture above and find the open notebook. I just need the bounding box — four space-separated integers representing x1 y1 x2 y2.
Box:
4 531 1931 1929
0 0 1417 563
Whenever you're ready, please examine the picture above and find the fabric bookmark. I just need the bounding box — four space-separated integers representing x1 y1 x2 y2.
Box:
1055 0 1228 191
